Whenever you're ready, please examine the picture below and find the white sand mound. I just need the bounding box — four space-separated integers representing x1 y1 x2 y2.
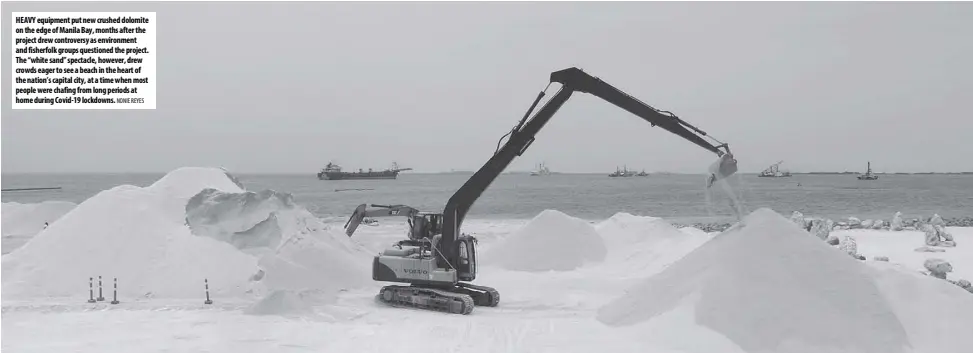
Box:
184 187 371 295
487 209 606 272
1 167 370 301
868 262 973 352
678 226 711 238
149 167 246 199
596 213 679 248
186 189 304 251
244 289 318 317
1 168 256 300
231 212 284 250
254 228 370 295
595 212 713 276
597 208 911 353
2 201 77 238
244 289 362 322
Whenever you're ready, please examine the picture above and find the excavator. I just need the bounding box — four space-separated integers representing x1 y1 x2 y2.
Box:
343 67 738 315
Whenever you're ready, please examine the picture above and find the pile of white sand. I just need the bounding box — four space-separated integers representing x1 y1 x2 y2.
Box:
254 228 370 295
868 261 973 352
243 288 364 322
2 201 79 255
184 186 371 296
598 208 913 353
1 167 370 301
486 209 606 272
186 188 308 251
1 168 256 299
595 212 713 276
2 201 77 238
244 289 318 317
595 212 677 248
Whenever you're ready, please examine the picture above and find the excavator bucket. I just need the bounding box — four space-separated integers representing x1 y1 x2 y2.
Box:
707 152 738 188
344 204 368 237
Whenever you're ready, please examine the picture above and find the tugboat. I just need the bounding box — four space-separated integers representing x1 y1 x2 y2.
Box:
636 169 649 177
857 161 879 180
529 162 552 176
758 161 792 178
317 162 412 180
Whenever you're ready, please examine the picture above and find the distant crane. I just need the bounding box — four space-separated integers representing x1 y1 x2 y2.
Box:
758 160 791 178
857 161 879 180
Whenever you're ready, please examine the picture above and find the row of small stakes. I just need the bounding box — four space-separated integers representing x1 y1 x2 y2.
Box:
86 276 213 305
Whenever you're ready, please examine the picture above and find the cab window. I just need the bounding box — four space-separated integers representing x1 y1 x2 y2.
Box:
459 242 469 264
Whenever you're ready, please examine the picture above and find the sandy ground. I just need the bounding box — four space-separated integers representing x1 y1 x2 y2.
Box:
4 220 971 353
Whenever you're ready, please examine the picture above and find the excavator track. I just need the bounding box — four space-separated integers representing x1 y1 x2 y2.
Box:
455 283 500 307
376 285 475 315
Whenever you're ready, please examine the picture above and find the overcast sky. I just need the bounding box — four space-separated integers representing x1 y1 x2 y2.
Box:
3 1 971 174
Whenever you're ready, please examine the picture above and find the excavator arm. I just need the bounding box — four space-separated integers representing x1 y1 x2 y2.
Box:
344 203 420 237
439 67 738 264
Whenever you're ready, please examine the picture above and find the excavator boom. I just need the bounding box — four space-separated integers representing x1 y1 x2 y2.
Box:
439 67 737 264
344 203 420 237
551 68 726 155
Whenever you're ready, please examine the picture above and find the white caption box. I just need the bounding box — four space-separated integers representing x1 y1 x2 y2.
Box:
11 12 157 110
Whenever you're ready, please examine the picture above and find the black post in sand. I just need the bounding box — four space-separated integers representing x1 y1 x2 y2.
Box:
97 275 105 301
87 277 96 303
204 278 213 305
110 277 120 304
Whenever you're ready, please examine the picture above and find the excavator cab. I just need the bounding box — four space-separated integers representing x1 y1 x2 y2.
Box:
409 212 445 241
428 213 443 234
456 235 478 281
414 212 478 281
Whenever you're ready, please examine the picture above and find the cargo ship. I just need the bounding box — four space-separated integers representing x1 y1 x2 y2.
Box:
317 162 412 180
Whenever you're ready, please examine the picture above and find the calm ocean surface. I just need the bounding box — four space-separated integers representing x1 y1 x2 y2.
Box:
3 172 971 224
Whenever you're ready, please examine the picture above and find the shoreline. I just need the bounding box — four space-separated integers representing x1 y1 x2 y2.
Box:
673 216 973 233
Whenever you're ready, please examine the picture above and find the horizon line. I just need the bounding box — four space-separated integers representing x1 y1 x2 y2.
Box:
2 170 972 175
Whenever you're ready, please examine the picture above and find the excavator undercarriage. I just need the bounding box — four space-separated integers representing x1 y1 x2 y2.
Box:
375 282 499 315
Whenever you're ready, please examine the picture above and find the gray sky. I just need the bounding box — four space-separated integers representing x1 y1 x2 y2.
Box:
3 1 972 174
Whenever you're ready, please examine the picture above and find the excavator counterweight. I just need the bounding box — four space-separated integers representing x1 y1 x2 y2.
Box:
344 67 736 315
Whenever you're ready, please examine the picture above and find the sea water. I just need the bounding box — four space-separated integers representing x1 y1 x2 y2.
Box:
3 172 972 224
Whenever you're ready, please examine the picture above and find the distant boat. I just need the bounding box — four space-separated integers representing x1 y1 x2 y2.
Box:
636 169 649 177
317 162 412 180
609 165 635 177
529 162 552 176
758 160 792 178
857 161 879 180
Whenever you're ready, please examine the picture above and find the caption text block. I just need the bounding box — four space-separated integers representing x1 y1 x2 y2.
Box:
11 12 157 110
